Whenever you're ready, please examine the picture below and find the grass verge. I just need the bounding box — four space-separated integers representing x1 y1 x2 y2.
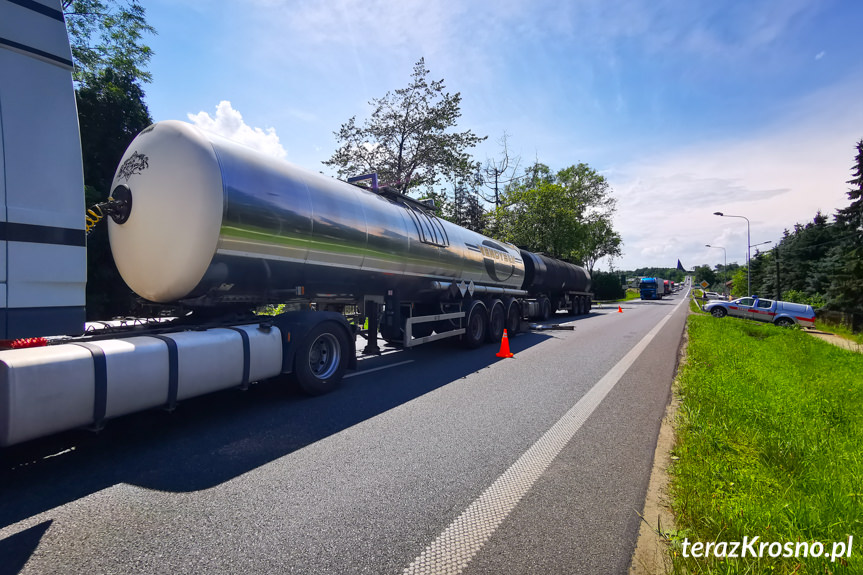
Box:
669 315 863 574
621 288 641 302
815 319 863 346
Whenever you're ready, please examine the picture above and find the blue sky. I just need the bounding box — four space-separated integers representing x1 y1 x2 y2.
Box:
140 0 863 271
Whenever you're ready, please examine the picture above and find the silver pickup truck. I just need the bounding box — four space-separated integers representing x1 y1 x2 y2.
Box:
703 296 816 327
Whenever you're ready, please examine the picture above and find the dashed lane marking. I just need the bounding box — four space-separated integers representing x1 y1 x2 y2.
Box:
344 360 415 379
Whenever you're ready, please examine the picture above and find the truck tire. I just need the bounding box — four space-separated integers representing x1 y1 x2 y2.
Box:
710 307 727 318
294 322 349 395
774 317 794 327
578 296 586 315
506 300 521 334
539 296 552 321
486 299 505 343
463 301 488 349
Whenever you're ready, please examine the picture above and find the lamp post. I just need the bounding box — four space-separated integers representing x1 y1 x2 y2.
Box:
705 244 727 295
714 212 751 296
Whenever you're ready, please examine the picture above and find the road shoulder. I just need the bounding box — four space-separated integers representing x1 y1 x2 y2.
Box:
628 309 690 575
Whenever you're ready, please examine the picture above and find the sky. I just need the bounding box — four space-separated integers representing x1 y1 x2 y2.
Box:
139 0 863 272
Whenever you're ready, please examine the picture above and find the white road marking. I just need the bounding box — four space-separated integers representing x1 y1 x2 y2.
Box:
343 360 414 379
402 294 688 575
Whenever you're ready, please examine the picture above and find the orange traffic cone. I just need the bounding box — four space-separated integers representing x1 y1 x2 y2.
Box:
496 329 514 358
618 305 623 313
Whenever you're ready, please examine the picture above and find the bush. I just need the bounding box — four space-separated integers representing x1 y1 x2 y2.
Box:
592 271 625 300
782 289 827 309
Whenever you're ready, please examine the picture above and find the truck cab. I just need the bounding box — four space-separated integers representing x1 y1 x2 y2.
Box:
0 0 87 338
639 277 663 300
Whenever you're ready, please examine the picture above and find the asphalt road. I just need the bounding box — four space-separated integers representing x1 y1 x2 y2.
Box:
0 289 690 575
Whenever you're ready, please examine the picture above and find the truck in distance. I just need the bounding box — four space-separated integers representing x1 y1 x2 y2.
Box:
639 277 664 300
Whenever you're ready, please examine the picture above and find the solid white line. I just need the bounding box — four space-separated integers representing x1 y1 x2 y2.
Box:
402 293 688 575
343 359 414 379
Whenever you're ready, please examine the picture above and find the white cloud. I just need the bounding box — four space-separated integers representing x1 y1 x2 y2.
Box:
815 51 826 60
187 101 287 159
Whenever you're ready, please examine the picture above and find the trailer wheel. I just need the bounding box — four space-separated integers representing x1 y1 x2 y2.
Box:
487 299 505 342
539 296 552 321
506 300 521 335
463 301 488 349
586 298 592 313
576 296 585 315
294 322 348 395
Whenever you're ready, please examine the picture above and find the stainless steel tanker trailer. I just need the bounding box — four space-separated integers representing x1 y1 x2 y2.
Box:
104 120 592 387
0 0 590 448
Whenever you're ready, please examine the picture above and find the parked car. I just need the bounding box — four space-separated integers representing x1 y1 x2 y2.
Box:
703 292 725 300
703 296 816 327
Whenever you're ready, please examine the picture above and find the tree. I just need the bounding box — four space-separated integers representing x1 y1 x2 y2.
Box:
324 58 486 195
730 267 748 297
492 162 620 266
491 179 581 258
592 271 625 300
480 132 521 207
573 218 622 275
63 0 155 84
828 139 863 312
693 264 717 287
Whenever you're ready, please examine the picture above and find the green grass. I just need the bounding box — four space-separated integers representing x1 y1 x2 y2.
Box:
670 315 863 574
690 293 708 314
619 288 641 302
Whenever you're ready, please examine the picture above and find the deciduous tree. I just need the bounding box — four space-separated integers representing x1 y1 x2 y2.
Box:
324 59 485 195
63 0 155 84
491 162 621 268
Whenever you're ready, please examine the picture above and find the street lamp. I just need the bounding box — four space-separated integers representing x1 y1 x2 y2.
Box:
714 212 751 296
705 244 727 295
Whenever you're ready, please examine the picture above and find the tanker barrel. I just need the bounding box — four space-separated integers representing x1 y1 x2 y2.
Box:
108 121 526 306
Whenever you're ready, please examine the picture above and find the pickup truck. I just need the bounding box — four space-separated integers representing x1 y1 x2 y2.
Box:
703 296 816 327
